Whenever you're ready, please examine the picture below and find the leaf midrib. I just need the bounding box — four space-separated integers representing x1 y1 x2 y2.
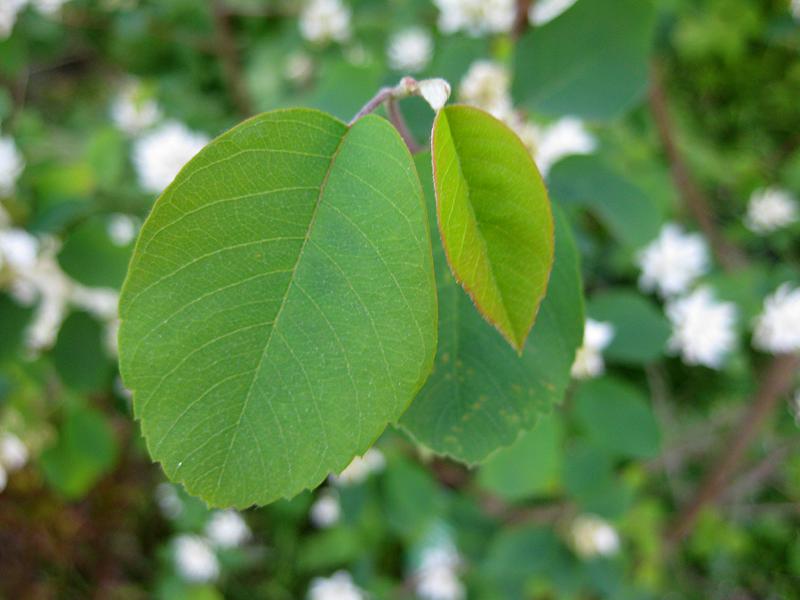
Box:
210 123 354 499
439 110 518 346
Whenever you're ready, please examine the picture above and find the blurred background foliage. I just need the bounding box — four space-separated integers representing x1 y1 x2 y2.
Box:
0 0 799 599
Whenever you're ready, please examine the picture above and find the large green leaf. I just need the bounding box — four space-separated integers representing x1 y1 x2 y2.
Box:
400 154 583 464
513 0 656 121
118 109 437 508
431 105 554 352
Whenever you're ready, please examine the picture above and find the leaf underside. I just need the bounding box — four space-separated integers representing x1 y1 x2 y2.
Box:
399 154 584 464
431 105 554 353
119 109 437 508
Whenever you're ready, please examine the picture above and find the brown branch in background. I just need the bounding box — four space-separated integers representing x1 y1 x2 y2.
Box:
512 0 533 39
666 354 800 547
210 0 253 117
648 61 746 272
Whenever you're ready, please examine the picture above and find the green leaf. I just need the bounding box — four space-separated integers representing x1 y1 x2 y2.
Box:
548 155 664 249
40 405 118 499
118 109 437 508
587 290 670 365
400 154 583 464
573 377 661 460
431 105 554 352
0 294 33 365
58 214 134 288
477 414 563 502
513 0 656 120
52 311 114 393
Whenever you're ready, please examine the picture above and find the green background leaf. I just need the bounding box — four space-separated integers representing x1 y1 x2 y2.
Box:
400 154 583 464
513 0 656 121
432 105 554 351
588 290 670 365
573 377 661 460
119 109 437 508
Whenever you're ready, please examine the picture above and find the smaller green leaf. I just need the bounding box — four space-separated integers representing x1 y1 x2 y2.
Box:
52 311 113 393
477 414 562 502
0 294 33 365
588 290 670 364
432 105 554 352
572 377 661 460
58 214 134 288
40 405 118 499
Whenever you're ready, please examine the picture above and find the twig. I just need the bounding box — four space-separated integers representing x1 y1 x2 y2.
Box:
512 0 533 39
386 98 422 153
350 86 398 125
648 61 747 271
666 354 800 546
210 0 253 117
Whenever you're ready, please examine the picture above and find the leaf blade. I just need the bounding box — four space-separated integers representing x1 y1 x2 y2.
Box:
119 109 437 507
432 105 554 352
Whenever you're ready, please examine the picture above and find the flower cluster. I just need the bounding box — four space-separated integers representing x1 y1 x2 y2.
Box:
0 432 28 493
387 27 434 73
0 0 70 39
571 319 615 379
0 136 25 197
666 287 738 369
308 570 365 600
433 0 515 37
752 285 800 355
330 447 385 486
170 505 252 583
412 528 465 600
132 121 209 194
745 187 798 234
569 514 620 559
299 0 351 45
637 223 710 298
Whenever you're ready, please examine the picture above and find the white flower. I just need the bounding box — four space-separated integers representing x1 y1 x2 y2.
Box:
387 27 433 73
310 489 341 528
666 287 737 369
0 433 28 472
110 80 162 136
792 0 800 20
637 224 710 298
0 228 38 271
299 0 350 45
205 510 251 548
414 533 464 600
173 535 219 583
529 0 577 24
569 514 620 558
155 482 183 519
516 117 596 175
308 570 364 600
132 121 209 194
571 319 615 379
0 136 25 196
31 0 69 16
753 284 800 354
745 187 798 234
331 448 385 486
458 61 513 120
418 78 451 112
285 52 314 84
71 286 118 320
0 0 27 39
433 0 515 36
107 214 138 246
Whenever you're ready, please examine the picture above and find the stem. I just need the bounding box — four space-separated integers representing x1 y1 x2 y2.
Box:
648 61 746 271
666 354 800 546
512 0 533 39
387 98 422 154
211 0 253 117
349 86 397 125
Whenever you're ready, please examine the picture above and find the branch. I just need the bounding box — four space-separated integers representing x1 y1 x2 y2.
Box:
666 353 800 546
512 0 533 39
210 0 253 117
386 98 422 154
648 61 747 271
